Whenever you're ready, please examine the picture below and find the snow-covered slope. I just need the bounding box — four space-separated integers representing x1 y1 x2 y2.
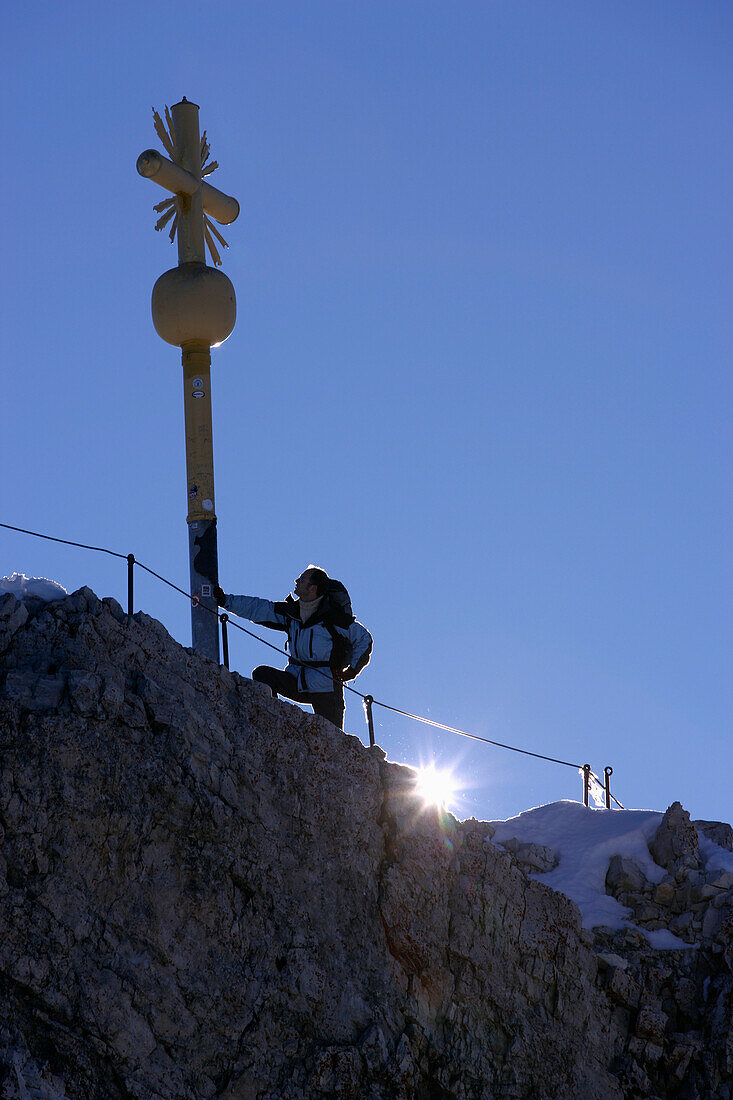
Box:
490 800 733 947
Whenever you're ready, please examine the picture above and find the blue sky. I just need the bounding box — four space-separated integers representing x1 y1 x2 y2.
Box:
2 2 730 824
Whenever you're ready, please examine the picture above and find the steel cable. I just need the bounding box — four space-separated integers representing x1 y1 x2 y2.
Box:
0 522 128 561
2 520 619 784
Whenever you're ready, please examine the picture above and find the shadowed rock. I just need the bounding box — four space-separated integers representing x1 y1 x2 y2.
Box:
0 589 732 1099
649 801 702 873
605 855 649 898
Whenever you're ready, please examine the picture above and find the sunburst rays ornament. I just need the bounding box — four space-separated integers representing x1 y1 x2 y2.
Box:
147 105 232 266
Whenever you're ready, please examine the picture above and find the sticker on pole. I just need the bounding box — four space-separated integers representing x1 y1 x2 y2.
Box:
191 595 200 607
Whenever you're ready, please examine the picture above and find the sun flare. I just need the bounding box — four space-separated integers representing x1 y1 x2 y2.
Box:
414 764 457 811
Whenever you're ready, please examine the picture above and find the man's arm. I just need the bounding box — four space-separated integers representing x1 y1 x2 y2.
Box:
216 591 289 632
335 620 373 680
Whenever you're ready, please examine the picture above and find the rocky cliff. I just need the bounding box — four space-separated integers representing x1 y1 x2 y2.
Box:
0 588 732 1099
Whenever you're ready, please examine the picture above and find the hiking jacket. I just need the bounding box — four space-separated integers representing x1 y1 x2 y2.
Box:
223 593 373 694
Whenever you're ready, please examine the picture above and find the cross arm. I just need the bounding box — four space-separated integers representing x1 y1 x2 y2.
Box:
137 149 240 226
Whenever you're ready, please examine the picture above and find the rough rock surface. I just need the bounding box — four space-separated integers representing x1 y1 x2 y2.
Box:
0 588 732 1098
648 802 702 874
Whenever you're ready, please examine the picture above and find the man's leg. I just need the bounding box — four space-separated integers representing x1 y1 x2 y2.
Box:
252 666 300 701
253 667 345 730
307 686 345 730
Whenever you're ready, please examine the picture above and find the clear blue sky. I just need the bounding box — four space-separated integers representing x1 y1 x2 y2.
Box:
2 2 730 824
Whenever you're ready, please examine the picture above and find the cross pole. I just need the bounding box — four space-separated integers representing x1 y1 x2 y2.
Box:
137 98 239 662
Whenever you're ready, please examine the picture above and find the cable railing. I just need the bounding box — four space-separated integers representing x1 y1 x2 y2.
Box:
0 521 624 810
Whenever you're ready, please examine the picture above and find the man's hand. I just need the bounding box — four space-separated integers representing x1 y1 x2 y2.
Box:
333 666 355 682
213 584 227 607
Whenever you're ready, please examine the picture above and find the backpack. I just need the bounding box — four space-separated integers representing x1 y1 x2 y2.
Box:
323 578 354 629
323 579 356 673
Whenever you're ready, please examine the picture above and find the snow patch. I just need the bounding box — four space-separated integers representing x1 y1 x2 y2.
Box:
697 834 733 875
488 800 691 948
0 573 67 601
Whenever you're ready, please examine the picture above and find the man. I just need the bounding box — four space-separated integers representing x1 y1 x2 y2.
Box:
214 566 372 730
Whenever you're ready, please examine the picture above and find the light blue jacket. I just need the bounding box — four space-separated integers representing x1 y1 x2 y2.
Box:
224 593 373 694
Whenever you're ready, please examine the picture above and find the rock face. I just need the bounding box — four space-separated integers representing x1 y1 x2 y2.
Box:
0 588 732 1099
648 802 702 874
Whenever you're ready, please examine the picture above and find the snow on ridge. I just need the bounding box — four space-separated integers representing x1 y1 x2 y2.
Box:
698 833 733 875
1 573 67 601
488 799 733 949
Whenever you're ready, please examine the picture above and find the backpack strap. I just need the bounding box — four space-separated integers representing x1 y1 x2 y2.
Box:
324 621 350 671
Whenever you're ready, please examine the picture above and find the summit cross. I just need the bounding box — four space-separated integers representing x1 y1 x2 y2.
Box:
137 98 240 662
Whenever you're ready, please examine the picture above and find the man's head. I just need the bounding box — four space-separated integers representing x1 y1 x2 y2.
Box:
294 565 329 600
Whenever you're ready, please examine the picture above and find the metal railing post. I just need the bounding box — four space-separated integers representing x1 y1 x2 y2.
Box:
127 554 135 620
220 613 229 670
604 766 613 810
583 763 591 808
363 694 375 747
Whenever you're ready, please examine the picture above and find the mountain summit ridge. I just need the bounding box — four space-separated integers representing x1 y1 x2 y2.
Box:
0 587 731 1099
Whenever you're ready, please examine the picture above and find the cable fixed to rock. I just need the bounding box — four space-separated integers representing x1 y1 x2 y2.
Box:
1 518 622 804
